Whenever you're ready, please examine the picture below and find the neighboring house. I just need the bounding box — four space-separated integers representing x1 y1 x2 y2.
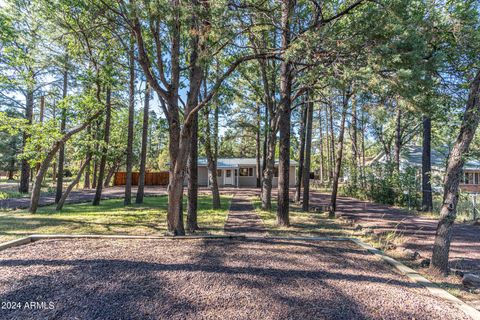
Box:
368 145 480 193
197 158 297 188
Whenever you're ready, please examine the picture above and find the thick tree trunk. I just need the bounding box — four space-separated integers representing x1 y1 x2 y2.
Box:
262 104 268 182
431 71 480 274
302 97 313 212
93 88 112 206
277 0 292 227
187 112 199 232
394 107 402 172
319 105 324 184
256 103 262 188
57 156 91 211
124 39 135 205
55 68 68 203
19 90 34 193
262 129 276 210
294 103 307 203
422 115 433 212
136 83 150 204
329 92 350 218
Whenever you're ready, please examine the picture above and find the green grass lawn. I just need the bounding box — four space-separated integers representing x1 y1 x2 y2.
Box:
251 197 348 238
0 195 232 243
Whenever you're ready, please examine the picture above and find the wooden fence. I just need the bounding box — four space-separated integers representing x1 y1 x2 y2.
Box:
114 172 169 186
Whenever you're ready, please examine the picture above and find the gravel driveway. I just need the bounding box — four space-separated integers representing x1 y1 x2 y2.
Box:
0 238 470 319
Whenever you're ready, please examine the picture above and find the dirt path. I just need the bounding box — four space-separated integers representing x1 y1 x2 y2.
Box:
224 193 266 236
0 238 470 320
0 186 169 210
309 192 480 273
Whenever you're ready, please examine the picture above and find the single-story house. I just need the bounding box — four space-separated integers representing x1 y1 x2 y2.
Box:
368 145 480 193
197 158 297 188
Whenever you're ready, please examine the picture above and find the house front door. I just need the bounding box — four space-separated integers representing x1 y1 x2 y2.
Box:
224 169 233 185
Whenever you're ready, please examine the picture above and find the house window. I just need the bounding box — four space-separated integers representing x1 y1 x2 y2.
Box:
464 172 476 185
217 170 222 177
240 167 254 177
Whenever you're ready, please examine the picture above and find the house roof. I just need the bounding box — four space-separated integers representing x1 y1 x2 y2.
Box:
370 145 480 171
197 158 298 168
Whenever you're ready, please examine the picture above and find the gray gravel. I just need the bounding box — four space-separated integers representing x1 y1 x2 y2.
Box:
0 238 470 320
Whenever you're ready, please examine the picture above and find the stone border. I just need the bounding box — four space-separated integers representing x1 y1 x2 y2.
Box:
0 234 478 319
351 238 480 320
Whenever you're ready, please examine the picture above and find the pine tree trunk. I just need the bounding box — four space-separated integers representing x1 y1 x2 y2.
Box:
422 115 433 212
262 131 276 210
256 103 262 188
187 112 199 232
203 104 221 209
57 156 91 211
302 97 313 212
136 83 150 204
294 103 307 203
124 39 135 205
93 88 112 206
431 71 480 275
277 0 293 227
319 105 324 184
55 69 68 204
351 97 358 188
394 107 402 172
104 161 119 187
83 126 91 189
19 90 34 193
329 92 350 218
262 104 268 182
329 102 336 183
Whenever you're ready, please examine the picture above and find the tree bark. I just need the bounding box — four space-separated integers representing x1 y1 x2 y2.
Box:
256 103 262 188
55 67 68 203
203 105 221 209
431 71 480 274
294 103 307 203
124 38 135 205
187 112 199 232
83 126 91 189
328 102 336 183
104 161 119 187
394 106 402 172
19 89 34 193
136 83 150 204
29 110 102 213
329 91 350 218
302 96 313 212
262 104 268 184
93 88 112 206
350 97 358 188
422 115 433 212
56 156 91 211
319 105 324 184
262 129 276 210
277 0 293 227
